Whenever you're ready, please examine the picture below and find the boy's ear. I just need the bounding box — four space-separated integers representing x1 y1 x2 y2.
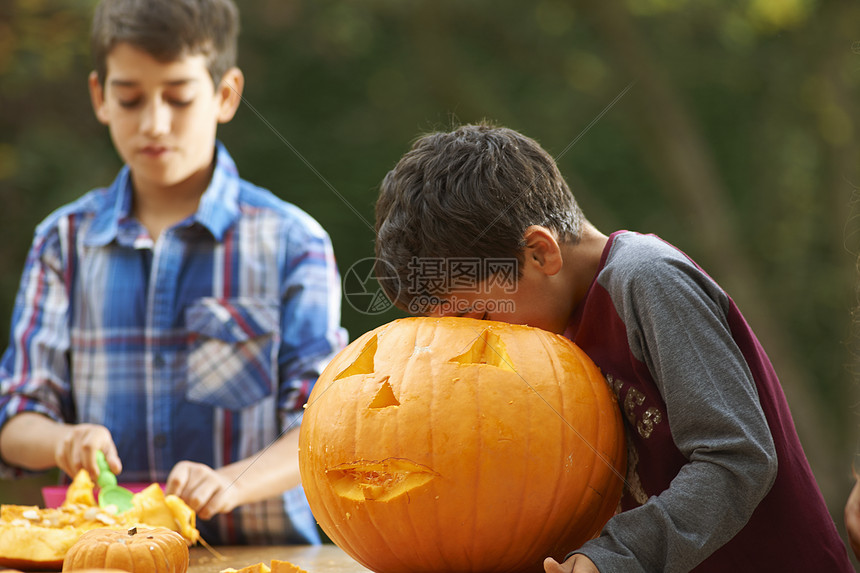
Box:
522 225 563 276
88 71 110 125
215 67 244 124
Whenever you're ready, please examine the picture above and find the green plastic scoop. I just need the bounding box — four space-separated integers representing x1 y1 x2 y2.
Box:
95 450 134 514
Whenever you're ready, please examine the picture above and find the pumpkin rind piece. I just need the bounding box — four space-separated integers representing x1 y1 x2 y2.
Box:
0 524 82 570
270 560 308 573
62 470 97 508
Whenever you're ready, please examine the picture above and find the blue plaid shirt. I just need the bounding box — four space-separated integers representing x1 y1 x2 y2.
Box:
0 142 348 545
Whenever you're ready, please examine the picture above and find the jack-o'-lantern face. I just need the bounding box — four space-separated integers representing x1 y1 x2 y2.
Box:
299 317 625 573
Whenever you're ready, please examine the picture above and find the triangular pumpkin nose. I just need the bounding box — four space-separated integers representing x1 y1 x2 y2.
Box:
369 378 398 409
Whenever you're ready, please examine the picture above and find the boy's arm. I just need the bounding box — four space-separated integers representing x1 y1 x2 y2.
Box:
274 219 348 426
0 221 86 478
572 246 777 572
0 412 121 479
166 425 302 520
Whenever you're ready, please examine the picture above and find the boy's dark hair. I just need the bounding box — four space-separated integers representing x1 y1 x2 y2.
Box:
91 0 239 85
375 122 583 312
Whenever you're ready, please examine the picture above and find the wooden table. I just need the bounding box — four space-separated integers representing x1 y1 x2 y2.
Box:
189 545 372 573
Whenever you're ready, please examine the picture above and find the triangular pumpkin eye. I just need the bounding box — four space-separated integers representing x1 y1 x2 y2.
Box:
369 377 399 409
450 329 515 372
334 334 378 380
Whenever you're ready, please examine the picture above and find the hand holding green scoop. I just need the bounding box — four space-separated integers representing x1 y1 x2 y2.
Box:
95 450 134 513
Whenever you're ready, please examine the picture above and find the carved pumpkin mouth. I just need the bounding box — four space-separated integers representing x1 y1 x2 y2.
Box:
327 458 439 502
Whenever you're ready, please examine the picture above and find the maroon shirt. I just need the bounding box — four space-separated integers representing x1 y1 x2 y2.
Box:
564 231 852 571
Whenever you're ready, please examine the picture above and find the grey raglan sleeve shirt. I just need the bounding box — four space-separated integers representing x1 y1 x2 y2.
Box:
573 237 778 572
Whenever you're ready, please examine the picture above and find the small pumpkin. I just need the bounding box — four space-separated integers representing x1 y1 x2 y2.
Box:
299 316 626 573
62 527 188 573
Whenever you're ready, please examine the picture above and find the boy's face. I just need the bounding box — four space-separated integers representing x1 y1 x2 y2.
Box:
418 226 584 335
425 263 571 335
88 42 242 193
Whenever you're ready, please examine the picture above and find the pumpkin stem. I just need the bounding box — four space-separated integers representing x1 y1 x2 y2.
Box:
128 526 137 536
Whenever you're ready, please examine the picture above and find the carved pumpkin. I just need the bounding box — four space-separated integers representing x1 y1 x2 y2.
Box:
299 317 626 573
62 527 188 573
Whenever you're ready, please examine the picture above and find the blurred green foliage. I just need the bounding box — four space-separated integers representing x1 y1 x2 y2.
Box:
0 0 859 553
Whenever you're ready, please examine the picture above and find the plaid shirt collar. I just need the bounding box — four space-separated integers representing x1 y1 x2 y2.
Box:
84 141 241 247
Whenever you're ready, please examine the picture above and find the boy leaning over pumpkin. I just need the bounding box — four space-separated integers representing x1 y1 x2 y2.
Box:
373 122 853 572
0 0 347 545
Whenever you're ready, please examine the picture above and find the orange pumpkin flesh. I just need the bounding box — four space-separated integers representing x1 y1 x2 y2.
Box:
62 527 188 573
299 317 626 573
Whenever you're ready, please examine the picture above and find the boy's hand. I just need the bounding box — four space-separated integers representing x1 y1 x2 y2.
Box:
54 423 121 480
544 555 600 573
166 461 239 520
